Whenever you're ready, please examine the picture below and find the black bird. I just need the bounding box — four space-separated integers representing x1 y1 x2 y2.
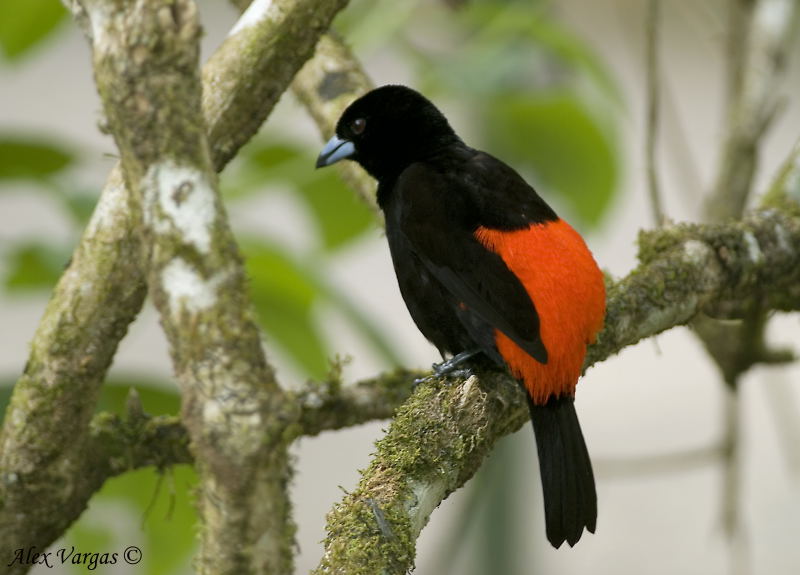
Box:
316 85 606 548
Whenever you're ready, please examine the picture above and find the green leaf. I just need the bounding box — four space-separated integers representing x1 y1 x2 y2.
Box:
335 0 420 50
227 139 374 251
66 377 188 571
60 189 99 228
260 302 329 378
523 12 623 106
452 2 621 104
3 241 71 291
223 140 307 200
0 0 67 60
0 137 73 180
68 466 198 575
242 239 329 377
249 142 303 172
296 259 404 368
98 377 181 416
0 375 193 575
485 93 617 227
298 172 374 251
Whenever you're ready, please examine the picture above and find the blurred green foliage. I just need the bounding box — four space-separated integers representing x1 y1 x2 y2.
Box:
229 139 376 249
486 93 616 226
0 0 66 60
3 241 72 291
70 464 199 575
341 0 620 228
0 0 621 573
0 138 73 179
71 380 195 575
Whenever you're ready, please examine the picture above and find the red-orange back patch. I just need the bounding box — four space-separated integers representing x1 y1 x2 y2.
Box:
475 220 605 404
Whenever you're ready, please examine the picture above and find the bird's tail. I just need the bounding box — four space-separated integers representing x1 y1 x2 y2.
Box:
527 394 596 548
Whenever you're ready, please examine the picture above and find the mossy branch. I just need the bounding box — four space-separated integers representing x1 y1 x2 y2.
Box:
313 206 800 574
588 206 800 364
88 411 193 476
0 0 353 569
207 0 353 171
82 0 362 572
75 368 421 476
84 0 296 572
22 205 798 496
0 165 147 567
293 368 419 438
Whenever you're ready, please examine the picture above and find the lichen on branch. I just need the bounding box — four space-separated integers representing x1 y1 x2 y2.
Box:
84 0 297 572
0 0 357 571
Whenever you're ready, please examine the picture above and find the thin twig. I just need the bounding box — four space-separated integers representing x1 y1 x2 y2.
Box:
645 0 666 226
595 444 723 477
706 0 798 221
294 368 420 437
694 2 798 564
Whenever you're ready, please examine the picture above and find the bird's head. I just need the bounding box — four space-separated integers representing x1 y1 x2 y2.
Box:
315 85 459 181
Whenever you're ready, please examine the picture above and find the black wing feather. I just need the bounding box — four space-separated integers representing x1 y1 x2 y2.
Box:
390 160 548 364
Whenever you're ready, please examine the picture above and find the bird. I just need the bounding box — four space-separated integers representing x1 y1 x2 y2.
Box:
316 85 606 548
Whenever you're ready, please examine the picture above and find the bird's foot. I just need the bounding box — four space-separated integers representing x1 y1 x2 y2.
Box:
413 349 481 387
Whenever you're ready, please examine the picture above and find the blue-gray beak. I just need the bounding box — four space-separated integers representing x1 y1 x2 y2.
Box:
316 134 356 168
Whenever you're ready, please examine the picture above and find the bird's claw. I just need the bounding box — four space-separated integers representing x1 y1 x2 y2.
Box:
412 374 434 389
412 363 474 390
439 367 474 379
431 358 473 378
413 349 482 389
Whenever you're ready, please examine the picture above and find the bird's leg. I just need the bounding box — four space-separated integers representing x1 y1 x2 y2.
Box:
433 349 481 377
414 349 482 386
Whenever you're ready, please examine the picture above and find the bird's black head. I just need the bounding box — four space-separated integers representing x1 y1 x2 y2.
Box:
315 85 460 181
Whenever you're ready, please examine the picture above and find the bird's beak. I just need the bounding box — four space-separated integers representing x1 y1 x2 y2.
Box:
315 134 356 168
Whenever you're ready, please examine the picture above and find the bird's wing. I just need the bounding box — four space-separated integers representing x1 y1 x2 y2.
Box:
392 162 548 364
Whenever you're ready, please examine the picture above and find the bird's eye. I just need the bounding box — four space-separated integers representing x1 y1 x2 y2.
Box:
350 118 366 135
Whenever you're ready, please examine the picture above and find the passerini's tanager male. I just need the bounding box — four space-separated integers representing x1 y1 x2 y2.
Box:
316 85 606 548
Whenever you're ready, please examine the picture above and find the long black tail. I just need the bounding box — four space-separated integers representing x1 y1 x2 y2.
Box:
528 394 596 548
